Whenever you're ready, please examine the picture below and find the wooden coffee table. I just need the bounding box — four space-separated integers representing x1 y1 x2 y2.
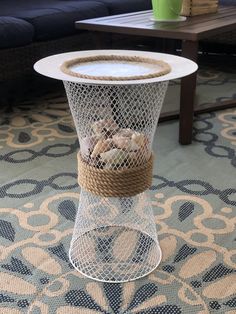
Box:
76 6 236 144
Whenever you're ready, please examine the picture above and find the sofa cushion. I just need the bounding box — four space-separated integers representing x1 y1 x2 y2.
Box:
219 0 235 5
0 16 34 49
94 0 152 14
0 0 109 41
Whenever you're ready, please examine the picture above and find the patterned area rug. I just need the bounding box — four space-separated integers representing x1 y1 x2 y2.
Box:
0 64 236 313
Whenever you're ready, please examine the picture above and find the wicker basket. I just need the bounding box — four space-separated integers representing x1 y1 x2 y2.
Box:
181 0 219 16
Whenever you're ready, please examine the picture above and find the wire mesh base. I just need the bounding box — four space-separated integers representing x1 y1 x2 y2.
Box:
69 227 162 283
64 80 169 282
69 189 162 282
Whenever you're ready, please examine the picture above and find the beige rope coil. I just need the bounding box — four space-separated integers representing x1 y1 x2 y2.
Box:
61 55 171 81
77 153 154 197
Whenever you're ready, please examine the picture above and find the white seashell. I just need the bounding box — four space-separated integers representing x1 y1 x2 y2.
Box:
128 145 151 165
113 129 147 149
129 140 140 151
91 119 119 136
100 148 128 166
131 132 146 147
113 136 130 149
114 128 134 138
80 135 100 157
113 136 140 152
91 139 113 158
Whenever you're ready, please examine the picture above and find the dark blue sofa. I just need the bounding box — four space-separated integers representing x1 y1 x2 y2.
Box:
0 0 151 81
0 0 152 48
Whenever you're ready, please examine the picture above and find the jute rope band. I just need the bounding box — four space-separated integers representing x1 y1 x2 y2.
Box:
61 55 171 81
77 153 154 197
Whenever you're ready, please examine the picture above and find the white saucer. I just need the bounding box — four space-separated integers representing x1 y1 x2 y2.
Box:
34 50 198 85
150 16 187 22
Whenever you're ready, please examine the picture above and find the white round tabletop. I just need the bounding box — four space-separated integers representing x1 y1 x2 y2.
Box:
34 49 198 85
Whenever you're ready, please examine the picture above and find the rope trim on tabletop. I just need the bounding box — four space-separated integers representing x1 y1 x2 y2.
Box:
77 153 154 197
61 55 171 81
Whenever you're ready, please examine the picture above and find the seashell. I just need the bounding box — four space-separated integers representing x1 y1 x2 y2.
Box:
113 135 140 152
113 136 131 149
91 139 113 158
114 128 134 138
80 135 100 157
129 140 140 151
128 146 150 166
91 119 119 136
131 132 147 147
100 148 128 166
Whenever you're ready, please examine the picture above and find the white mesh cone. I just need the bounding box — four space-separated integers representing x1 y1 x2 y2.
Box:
64 81 169 282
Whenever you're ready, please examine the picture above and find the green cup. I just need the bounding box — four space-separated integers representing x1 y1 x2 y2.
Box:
152 0 183 20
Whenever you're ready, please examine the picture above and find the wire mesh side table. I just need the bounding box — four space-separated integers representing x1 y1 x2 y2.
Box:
34 50 197 282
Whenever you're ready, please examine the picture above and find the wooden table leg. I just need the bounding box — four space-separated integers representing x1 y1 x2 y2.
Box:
179 40 198 145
